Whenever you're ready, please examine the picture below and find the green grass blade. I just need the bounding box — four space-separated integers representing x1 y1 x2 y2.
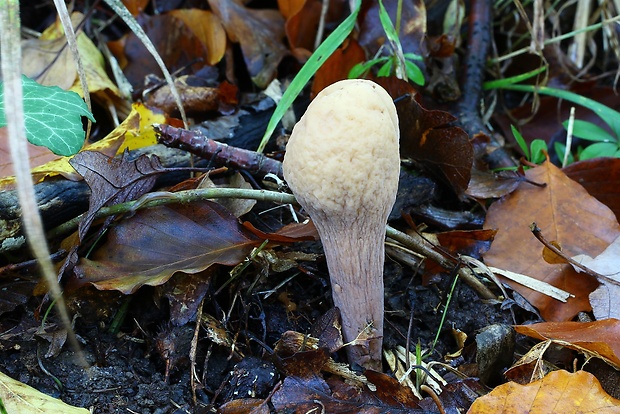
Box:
485 83 620 137
482 65 547 89
257 0 362 153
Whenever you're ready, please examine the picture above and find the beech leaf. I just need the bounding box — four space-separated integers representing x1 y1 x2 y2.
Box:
483 161 620 321
73 201 261 294
467 370 620 414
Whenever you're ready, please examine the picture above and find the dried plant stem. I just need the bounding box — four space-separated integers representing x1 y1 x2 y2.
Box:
0 0 87 368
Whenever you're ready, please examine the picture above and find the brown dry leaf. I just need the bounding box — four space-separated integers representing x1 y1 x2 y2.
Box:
467 370 620 414
573 236 620 320
483 160 620 321
514 319 620 369
169 9 227 66
69 150 166 240
396 94 473 195
110 12 218 88
564 158 620 222
208 0 287 88
72 201 261 294
311 39 366 96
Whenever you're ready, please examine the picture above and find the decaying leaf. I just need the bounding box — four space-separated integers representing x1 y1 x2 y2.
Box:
514 319 620 369
69 150 166 240
483 161 620 321
208 0 287 88
72 201 261 294
0 370 89 413
572 235 620 320
396 94 473 195
467 370 620 414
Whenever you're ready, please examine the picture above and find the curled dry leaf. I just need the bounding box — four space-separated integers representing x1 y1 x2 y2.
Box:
514 319 620 369
208 0 287 88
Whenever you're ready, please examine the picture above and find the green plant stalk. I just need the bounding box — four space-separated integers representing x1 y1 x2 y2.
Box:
257 0 362 153
484 83 620 134
483 65 547 89
430 269 460 354
48 188 297 239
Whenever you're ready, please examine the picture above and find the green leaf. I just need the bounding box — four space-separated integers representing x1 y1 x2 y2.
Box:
553 142 574 166
564 119 617 143
348 58 387 78
579 142 619 160
0 75 95 156
257 0 362 153
377 59 393 77
405 59 425 85
530 139 548 164
511 125 530 159
484 83 620 139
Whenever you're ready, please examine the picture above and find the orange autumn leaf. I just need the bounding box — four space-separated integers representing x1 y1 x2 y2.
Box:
514 319 620 369
467 370 620 414
483 160 620 321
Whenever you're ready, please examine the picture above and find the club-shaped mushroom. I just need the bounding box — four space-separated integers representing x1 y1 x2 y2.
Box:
282 79 400 371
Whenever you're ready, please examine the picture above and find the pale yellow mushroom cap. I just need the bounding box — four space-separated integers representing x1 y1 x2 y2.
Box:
282 79 400 225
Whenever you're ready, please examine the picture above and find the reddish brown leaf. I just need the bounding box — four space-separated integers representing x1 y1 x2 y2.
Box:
72 201 260 294
467 370 620 414
483 161 620 321
396 94 473 195
109 12 218 88
514 319 620 369
435 229 497 259
208 0 287 88
564 158 620 222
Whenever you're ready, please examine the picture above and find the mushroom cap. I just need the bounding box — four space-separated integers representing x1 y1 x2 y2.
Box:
282 79 400 225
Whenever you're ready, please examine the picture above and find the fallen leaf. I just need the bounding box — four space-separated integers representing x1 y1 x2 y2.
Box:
0 370 89 413
208 0 287 88
311 39 366 96
564 158 620 222
572 236 620 320
483 160 620 321
0 103 165 190
69 150 166 240
73 201 261 294
514 319 620 369
109 12 218 88
467 370 620 414
168 9 227 66
396 94 473 195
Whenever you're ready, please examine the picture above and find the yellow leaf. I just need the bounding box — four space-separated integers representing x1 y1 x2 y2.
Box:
0 370 89 413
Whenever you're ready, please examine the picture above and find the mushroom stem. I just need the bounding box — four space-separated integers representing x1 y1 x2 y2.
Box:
318 221 386 371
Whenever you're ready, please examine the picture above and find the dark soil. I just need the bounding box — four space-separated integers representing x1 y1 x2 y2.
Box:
0 244 515 413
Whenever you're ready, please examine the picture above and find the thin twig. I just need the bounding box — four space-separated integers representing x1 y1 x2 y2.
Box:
530 222 620 287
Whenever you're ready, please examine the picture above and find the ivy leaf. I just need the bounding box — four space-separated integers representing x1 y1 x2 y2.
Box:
0 75 95 156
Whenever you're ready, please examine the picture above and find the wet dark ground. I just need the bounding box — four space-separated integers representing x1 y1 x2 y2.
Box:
0 251 514 413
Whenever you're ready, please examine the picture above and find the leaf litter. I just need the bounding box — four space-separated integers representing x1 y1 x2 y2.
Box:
3 0 620 413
